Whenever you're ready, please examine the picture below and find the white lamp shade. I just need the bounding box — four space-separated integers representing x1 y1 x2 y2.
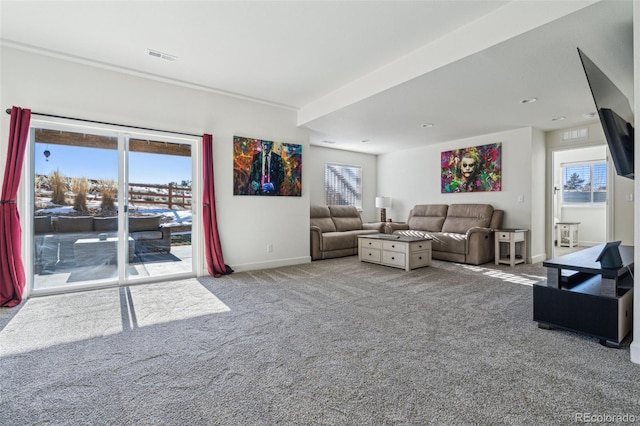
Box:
375 196 391 209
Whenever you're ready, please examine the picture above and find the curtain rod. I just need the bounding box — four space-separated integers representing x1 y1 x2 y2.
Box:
5 108 202 138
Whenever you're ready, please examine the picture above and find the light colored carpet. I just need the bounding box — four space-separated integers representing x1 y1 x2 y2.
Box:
0 257 638 425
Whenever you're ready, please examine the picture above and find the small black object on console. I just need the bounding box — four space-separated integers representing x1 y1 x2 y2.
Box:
596 241 623 269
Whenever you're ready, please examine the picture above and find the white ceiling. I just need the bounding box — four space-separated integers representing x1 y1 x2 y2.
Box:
0 1 634 154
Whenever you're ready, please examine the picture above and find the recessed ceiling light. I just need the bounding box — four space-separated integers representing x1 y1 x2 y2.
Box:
584 112 597 119
147 48 177 61
552 116 566 121
361 139 370 143
421 123 434 128
519 97 538 104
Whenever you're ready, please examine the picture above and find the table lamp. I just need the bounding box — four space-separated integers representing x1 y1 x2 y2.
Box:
375 196 392 222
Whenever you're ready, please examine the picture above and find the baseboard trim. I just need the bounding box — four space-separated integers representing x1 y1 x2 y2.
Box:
229 256 311 273
630 340 640 365
530 253 547 264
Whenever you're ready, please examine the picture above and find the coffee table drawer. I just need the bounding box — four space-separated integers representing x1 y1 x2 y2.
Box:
410 240 431 253
382 241 405 252
382 251 405 267
410 250 431 268
360 239 383 249
360 247 381 262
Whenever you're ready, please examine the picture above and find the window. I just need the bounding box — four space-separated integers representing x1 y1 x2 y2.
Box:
562 161 607 204
324 163 362 209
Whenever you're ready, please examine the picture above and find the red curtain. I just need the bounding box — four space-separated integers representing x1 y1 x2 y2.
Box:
202 134 231 277
0 106 31 307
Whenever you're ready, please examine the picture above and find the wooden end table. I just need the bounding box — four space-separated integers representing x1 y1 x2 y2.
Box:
494 228 528 267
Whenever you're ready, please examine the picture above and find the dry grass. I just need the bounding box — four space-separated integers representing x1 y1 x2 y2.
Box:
70 177 90 212
98 179 117 215
49 170 67 205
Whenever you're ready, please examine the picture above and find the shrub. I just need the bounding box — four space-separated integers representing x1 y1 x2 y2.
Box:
70 177 90 212
98 179 117 214
49 170 67 205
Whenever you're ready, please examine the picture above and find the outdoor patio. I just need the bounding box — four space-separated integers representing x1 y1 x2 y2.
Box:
33 244 193 291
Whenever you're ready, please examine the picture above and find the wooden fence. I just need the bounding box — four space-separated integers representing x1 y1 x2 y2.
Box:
128 182 192 210
37 181 192 210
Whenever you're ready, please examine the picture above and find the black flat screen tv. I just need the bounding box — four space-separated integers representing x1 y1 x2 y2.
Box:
578 48 634 179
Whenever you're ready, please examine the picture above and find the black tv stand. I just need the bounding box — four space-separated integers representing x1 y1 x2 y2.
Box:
533 244 634 348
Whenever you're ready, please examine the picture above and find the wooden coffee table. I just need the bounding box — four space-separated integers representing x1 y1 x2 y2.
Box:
358 233 431 271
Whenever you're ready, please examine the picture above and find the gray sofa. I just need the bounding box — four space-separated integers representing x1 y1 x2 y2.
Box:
387 204 504 265
310 205 385 260
34 215 171 269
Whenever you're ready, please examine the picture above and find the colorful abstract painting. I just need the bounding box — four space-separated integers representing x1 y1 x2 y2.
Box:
233 136 302 196
441 142 502 193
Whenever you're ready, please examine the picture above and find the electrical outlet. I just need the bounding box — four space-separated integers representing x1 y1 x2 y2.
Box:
267 244 273 253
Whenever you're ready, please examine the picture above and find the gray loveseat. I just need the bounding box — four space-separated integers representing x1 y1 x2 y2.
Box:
310 205 385 260
387 204 503 265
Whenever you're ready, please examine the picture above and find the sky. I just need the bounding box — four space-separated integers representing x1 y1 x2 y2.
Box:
35 143 192 185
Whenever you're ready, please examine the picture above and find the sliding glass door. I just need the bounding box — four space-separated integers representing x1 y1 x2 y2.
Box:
126 136 194 282
30 120 196 294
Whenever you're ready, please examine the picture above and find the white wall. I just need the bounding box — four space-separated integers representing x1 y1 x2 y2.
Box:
0 46 311 274
546 123 634 247
377 127 545 262
553 145 607 246
531 127 547 262
630 0 640 365
308 145 378 222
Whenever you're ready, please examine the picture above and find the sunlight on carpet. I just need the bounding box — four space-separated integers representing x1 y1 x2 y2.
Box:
0 279 229 356
124 279 230 329
459 264 545 286
0 288 123 356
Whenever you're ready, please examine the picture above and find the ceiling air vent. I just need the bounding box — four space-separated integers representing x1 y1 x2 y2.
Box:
562 128 588 141
147 49 177 62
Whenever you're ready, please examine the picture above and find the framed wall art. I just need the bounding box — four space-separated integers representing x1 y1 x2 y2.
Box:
233 136 302 196
441 142 501 193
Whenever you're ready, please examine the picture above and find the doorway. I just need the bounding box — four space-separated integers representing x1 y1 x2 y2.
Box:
551 145 612 258
28 119 198 295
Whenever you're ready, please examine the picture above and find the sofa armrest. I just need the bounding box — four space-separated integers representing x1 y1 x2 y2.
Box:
387 223 409 234
310 226 324 260
465 227 495 264
465 226 493 237
363 222 385 233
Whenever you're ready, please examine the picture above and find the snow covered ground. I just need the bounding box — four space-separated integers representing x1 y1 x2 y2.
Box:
36 200 192 227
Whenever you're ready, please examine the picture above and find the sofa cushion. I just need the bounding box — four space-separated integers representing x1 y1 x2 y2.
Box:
34 216 53 234
310 205 336 233
328 205 363 232
131 230 164 240
406 204 448 232
93 216 118 232
56 216 94 233
430 232 467 255
489 210 504 229
441 204 493 234
129 215 161 232
394 229 430 238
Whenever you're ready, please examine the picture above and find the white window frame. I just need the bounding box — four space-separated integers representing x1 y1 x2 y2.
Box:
324 163 362 210
561 160 607 206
